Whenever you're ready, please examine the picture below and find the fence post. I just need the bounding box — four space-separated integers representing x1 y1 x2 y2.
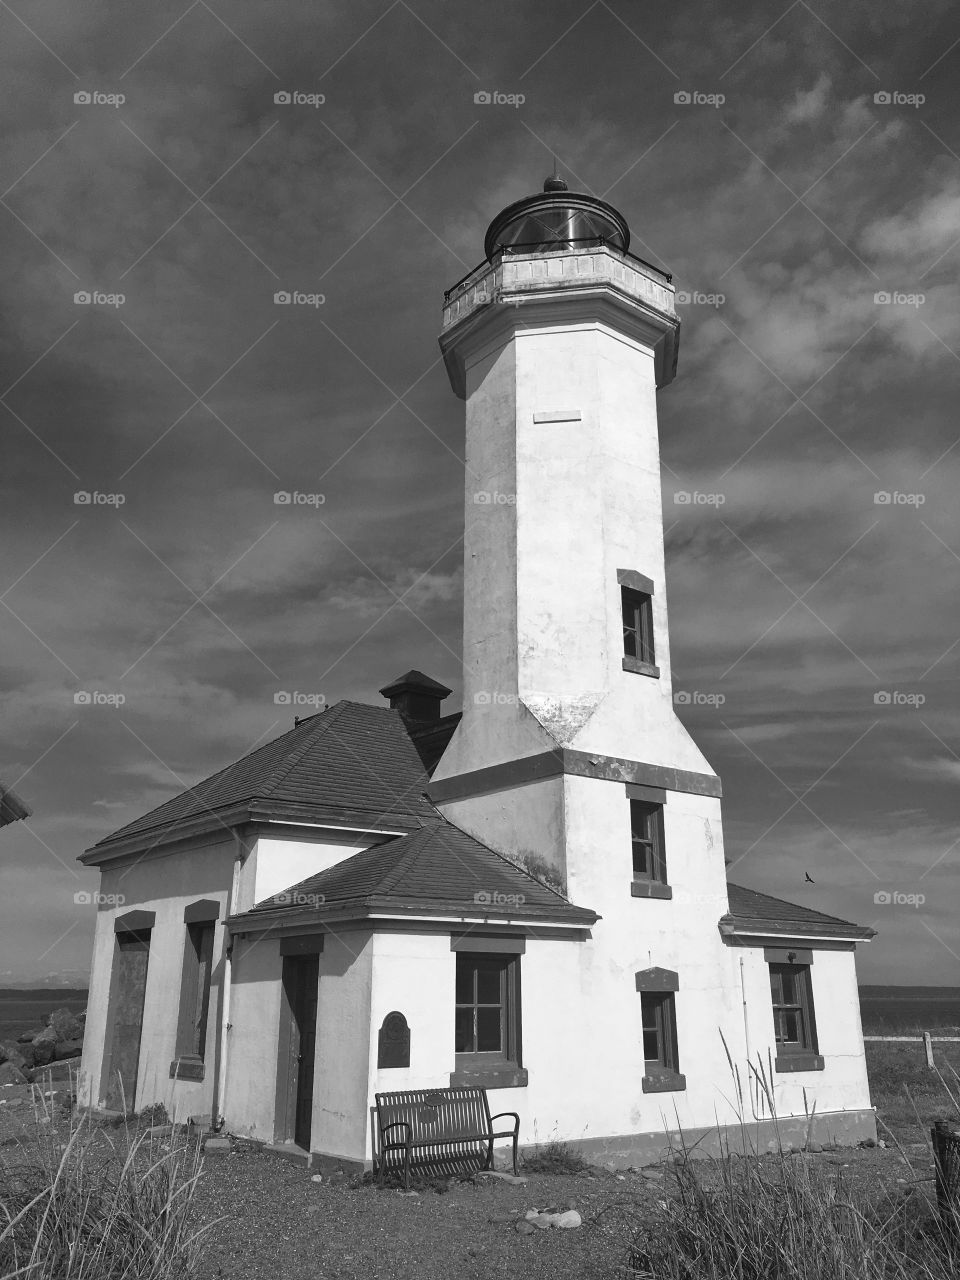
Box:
924 1031 935 1069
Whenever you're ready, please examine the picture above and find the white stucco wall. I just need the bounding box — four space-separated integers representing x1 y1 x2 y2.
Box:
78 834 234 1120
245 833 379 908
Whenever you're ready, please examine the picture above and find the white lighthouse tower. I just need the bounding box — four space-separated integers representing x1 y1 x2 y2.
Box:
429 177 876 1157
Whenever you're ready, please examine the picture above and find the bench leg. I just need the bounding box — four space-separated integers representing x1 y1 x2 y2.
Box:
511 1132 518 1177
485 1135 494 1172
403 1142 411 1190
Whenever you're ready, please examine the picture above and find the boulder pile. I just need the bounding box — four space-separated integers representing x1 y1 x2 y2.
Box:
0 1007 85 1084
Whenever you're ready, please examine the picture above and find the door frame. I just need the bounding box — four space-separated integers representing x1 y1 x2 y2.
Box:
273 937 323 1149
100 922 153 1112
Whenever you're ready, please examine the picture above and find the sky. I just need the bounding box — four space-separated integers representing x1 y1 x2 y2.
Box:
0 0 958 987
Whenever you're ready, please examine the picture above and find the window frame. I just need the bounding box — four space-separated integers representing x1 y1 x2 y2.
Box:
450 949 526 1089
636 970 685 1094
170 907 218 1081
768 959 824 1073
617 569 660 678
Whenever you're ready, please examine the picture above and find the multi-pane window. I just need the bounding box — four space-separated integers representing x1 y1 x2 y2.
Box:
631 799 666 883
455 954 509 1057
640 991 678 1073
177 922 215 1061
622 586 655 665
769 963 817 1055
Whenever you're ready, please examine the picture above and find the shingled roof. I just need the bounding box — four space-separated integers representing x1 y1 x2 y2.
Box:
233 819 597 927
0 779 30 827
83 701 437 860
721 882 875 941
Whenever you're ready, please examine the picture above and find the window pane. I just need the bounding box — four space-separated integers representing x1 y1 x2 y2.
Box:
781 1010 801 1044
475 963 502 1005
476 1007 502 1052
455 960 474 1004
455 1007 474 1053
623 627 638 658
769 970 782 1004
642 1027 660 1062
633 841 652 878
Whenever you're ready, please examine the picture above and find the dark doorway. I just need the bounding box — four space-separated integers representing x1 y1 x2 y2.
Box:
103 930 151 1112
281 953 319 1150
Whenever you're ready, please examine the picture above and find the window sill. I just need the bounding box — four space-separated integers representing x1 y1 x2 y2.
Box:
450 1066 528 1089
169 1056 205 1082
622 657 660 679
774 1053 824 1073
631 880 672 900
642 1069 686 1094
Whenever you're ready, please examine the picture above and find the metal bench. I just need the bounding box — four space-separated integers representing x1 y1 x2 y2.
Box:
374 1086 519 1188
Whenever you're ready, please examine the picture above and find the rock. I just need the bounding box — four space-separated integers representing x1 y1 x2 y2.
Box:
515 1220 536 1235
146 1124 173 1138
0 1062 28 1086
31 1028 58 1067
878 1139 887 1149
476 1170 528 1185
53 1040 83 1062
17 1044 37 1070
46 1009 84 1042
203 1137 232 1154
556 1210 581 1229
311 1174 323 1183
806 1142 823 1154
17 1032 35 1044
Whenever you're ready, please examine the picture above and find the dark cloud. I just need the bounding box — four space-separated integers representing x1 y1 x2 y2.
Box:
1 0 958 985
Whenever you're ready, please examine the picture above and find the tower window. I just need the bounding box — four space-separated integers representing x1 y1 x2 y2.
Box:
622 586 655 665
631 799 666 884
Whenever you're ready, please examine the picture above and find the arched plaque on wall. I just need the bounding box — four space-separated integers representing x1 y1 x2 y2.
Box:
377 1011 410 1068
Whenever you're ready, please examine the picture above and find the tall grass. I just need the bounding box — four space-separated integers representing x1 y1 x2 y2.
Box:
0 1093 214 1279
622 1051 958 1280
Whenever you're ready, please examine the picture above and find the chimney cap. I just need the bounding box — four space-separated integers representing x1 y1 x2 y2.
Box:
379 670 453 700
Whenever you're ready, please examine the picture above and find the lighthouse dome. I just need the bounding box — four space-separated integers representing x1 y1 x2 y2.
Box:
483 175 630 262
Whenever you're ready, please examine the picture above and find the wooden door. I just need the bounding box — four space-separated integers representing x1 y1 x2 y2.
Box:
104 931 151 1112
282 954 319 1150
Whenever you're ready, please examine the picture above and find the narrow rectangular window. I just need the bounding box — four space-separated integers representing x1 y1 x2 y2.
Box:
631 799 666 883
622 586 655 665
176 922 215 1061
455 954 507 1056
769 963 817 1056
640 991 678 1073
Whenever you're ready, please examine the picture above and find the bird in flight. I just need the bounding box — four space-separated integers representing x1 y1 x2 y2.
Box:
804 872 815 884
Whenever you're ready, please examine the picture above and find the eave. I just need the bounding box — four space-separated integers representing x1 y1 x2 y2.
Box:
228 896 599 934
80 803 424 866
0 781 30 827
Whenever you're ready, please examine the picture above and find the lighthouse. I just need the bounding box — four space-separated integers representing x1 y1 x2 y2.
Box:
432 177 724 903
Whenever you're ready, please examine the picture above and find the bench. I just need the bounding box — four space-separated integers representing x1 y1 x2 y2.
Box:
374 1087 519 1188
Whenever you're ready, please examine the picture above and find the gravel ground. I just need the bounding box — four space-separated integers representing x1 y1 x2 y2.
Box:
0 1076 946 1280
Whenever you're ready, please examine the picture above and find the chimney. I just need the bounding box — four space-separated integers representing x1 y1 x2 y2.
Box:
380 670 452 723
